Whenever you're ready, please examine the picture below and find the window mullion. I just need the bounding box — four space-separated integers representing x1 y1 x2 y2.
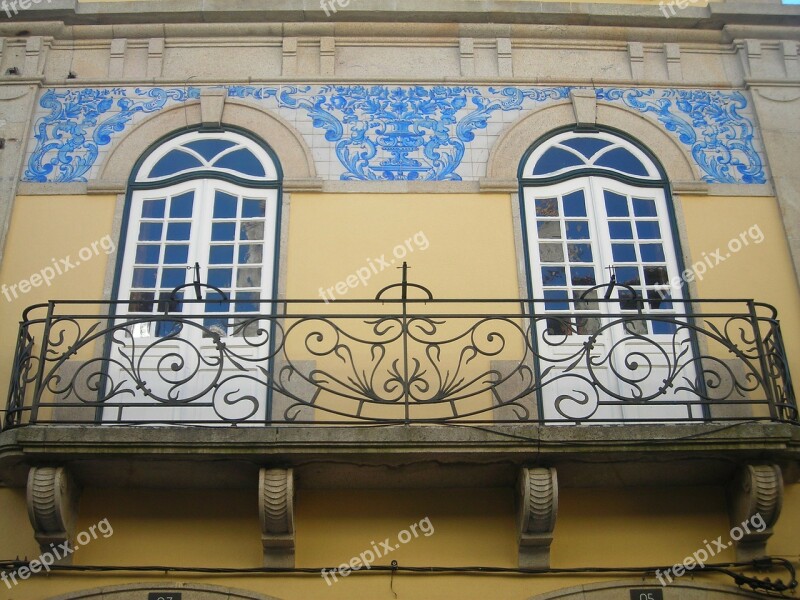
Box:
185 180 211 318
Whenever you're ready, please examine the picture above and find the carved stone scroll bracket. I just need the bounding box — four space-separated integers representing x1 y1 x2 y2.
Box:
726 464 783 561
517 467 558 569
26 466 81 563
259 467 295 568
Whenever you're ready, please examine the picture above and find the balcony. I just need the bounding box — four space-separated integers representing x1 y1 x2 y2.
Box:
1 279 798 490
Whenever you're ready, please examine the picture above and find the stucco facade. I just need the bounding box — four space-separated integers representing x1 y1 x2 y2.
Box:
0 1 798 599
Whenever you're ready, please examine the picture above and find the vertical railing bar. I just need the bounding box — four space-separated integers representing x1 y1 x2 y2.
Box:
764 315 796 421
747 300 778 420
5 320 30 428
29 301 56 425
401 263 410 425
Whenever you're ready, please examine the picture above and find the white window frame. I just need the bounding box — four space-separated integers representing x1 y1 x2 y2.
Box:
520 130 703 422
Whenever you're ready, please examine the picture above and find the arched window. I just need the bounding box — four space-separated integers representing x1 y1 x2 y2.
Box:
519 128 699 422
108 129 281 423
117 130 280 333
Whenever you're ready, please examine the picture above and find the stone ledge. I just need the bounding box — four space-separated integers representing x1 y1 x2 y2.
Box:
0 423 797 489
4 421 798 451
3 0 799 28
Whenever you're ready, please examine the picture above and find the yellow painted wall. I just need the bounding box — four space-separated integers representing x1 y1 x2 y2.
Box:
284 193 519 301
0 195 117 428
0 484 796 599
679 195 800 382
0 189 797 598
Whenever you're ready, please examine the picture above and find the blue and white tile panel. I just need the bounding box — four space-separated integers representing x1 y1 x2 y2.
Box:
23 85 767 185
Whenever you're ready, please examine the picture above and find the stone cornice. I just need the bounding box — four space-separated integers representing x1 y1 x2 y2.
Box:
0 1 799 33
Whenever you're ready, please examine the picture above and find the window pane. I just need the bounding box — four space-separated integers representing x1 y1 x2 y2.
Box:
240 222 265 242
232 317 264 338
604 191 629 217
535 198 558 217
644 266 669 286
562 190 587 217
237 268 262 288
142 199 165 218
567 243 593 263
539 243 564 263
594 147 649 177
242 199 267 218
618 290 642 312
203 317 229 338
235 291 260 313
565 221 590 240
541 266 566 286
208 268 233 288
239 244 264 264
213 191 238 218
633 198 658 217
131 268 157 289
537 221 561 239
184 139 236 161
150 149 202 178
215 149 267 178
570 267 596 286
210 245 235 264
212 223 236 241
161 268 186 289
608 222 633 239
616 267 641 287
543 290 569 310
640 244 665 262
164 245 189 264
532 147 584 176
652 320 677 335
647 289 672 310
636 221 661 239
170 192 194 218
129 291 155 313
545 317 572 336
138 222 163 241
156 291 183 316
135 245 160 264
206 291 229 311
559 137 612 159
166 222 191 241
612 244 636 262
574 289 600 335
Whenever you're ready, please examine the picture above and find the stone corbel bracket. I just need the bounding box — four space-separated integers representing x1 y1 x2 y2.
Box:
517 467 558 568
26 466 81 561
726 464 783 561
259 467 295 567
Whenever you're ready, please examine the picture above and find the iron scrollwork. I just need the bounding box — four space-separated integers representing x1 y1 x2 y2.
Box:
2 274 796 427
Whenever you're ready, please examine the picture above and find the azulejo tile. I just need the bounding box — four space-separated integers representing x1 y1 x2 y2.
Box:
23 85 765 184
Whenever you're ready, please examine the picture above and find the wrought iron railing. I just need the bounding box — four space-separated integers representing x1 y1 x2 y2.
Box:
3 280 797 427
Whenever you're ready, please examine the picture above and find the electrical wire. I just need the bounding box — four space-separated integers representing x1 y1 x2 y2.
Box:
0 557 795 597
